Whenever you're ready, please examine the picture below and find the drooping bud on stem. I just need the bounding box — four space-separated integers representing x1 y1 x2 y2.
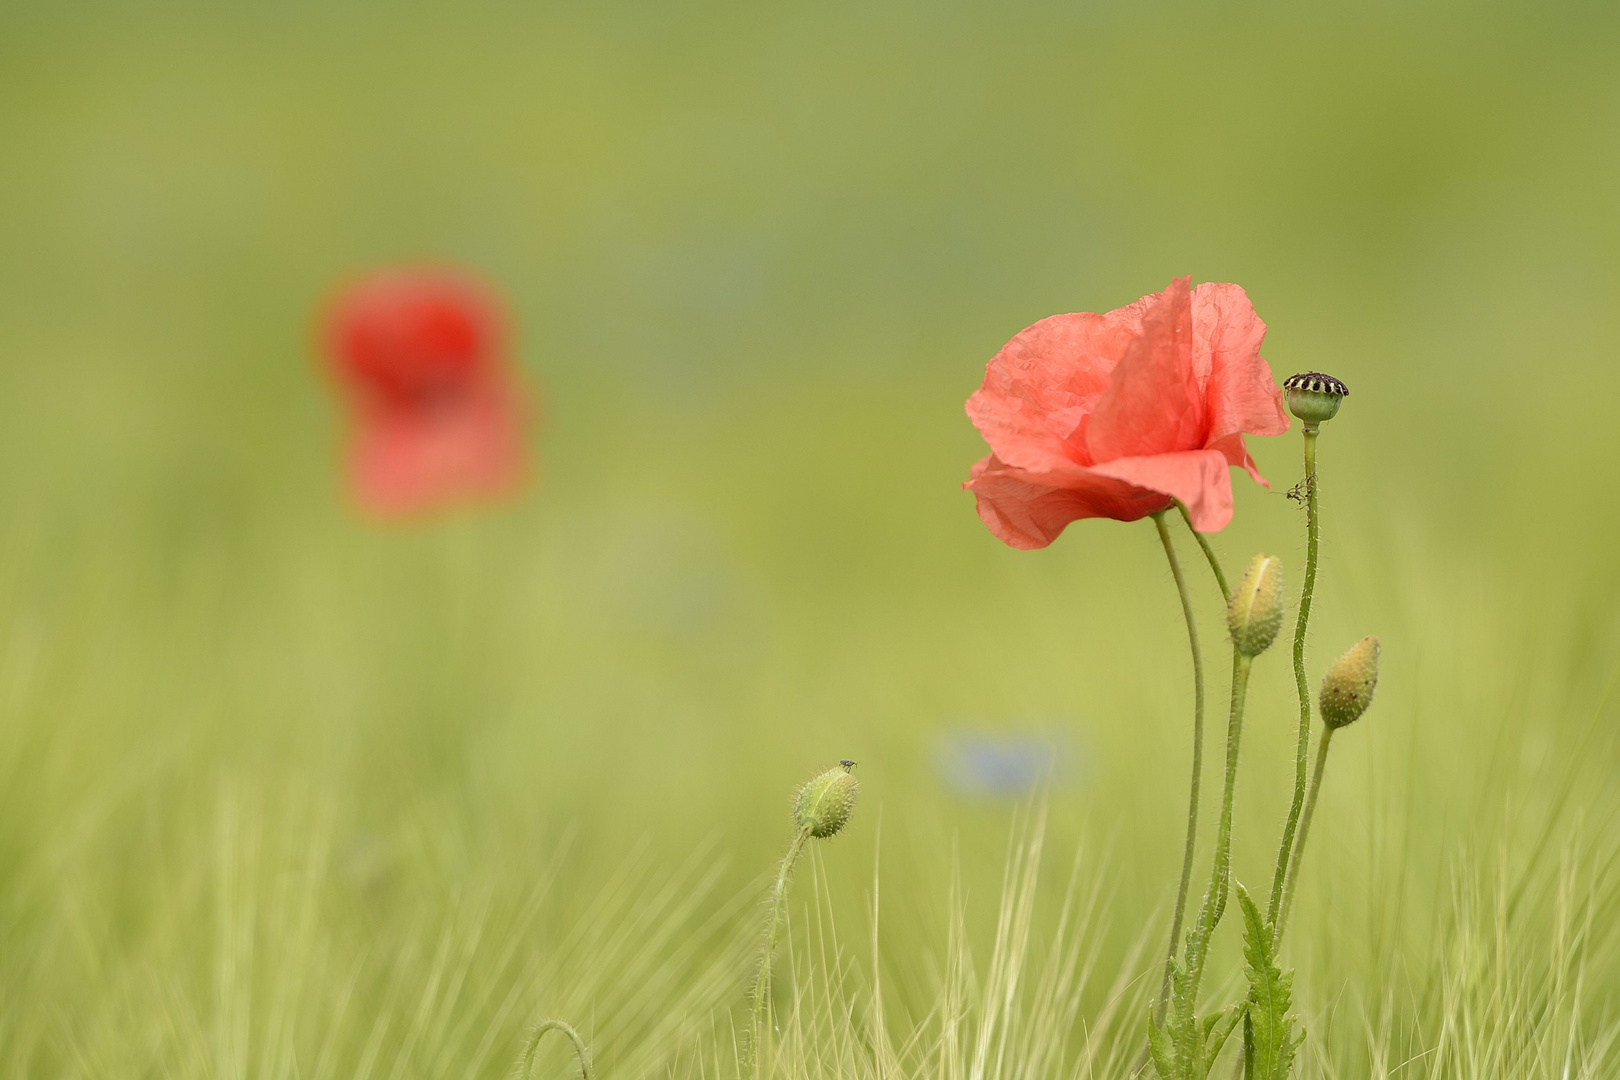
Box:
1319 636 1380 729
1275 636 1383 942
794 764 859 838
1227 554 1285 658
747 761 861 1080
1283 372 1349 427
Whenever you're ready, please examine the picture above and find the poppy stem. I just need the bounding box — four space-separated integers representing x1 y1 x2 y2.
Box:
1174 500 1230 602
1180 651 1253 1047
1149 510 1206 1029
1268 427 1320 932
1276 727 1334 942
747 825 812 1080
520 1020 593 1080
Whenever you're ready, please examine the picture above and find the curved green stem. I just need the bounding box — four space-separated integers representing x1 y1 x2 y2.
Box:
1150 511 1207 1028
1268 428 1320 929
1175 500 1230 602
1277 727 1334 942
1178 651 1253 1051
521 1020 593 1080
747 826 811 1080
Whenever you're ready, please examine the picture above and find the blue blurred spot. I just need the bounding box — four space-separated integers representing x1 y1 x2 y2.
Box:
934 730 1079 799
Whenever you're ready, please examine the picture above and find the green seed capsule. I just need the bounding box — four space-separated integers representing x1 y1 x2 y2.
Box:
794 766 859 838
1319 636 1380 729
1227 554 1285 658
1283 372 1349 426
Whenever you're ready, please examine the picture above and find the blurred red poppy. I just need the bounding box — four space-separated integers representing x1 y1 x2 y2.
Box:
321 269 528 516
964 277 1288 548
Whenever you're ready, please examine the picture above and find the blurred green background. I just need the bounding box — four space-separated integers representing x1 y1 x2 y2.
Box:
0 1 1617 1076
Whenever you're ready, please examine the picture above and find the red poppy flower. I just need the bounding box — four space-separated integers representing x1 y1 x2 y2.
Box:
321 269 528 516
964 277 1288 548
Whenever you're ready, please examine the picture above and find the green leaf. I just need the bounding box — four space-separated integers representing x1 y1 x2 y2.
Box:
1148 955 1210 1080
1237 884 1303 1080
1147 1007 1176 1080
1150 956 1194 1079
1149 956 1248 1078
1202 1006 1241 1076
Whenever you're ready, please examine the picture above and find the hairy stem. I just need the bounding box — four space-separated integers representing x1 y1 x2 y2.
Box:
1151 511 1207 1028
1175 500 1230 602
1268 428 1320 929
521 1020 593 1080
1277 727 1334 942
1179 651 1253 1056
747 826 811 1080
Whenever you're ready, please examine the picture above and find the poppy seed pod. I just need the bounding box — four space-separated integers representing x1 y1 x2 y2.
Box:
1319 636 1380 729
794 765 859 839
1227 554 1285 657
1283 372 1349 426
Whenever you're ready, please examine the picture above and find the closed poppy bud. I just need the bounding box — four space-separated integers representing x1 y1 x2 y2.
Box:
1319 636 1380 729
1283 372 1349 426
1227 554 1285 657
794 765 859 838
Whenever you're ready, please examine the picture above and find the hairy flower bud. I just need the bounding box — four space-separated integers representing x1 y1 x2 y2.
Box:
1227 554 1285 657
1283 372 1349 426
1319 636 1380 729
794 764 859 838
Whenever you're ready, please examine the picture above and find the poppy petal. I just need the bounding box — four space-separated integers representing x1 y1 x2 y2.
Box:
1208 432 1269 488
966 296 1158 472
1192 282 1290 444
326 270 505 410
348 394 525 516
1085 277 1205 463
964 454 1173 549
1088 447 1235 533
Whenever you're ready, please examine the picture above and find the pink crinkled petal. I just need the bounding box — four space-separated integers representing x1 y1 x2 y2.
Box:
1192 282 1290 444
1208 432 1270 488
1085 277 1205 463
1088 447 1235 533
965 296 1157 473
964 454 1173 549
348 393 525 516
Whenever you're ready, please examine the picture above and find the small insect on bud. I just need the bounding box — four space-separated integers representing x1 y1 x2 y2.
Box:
1283 372 1349 427
794 765 860 839
1319 636 1380 729
1227 554 1285 657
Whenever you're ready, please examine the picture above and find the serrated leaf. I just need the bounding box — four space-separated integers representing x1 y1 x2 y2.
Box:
1171 956 1202 1074
1237 884 1302 1080
1203 1005 1241 1075
1151 956 1195 1079
1149 954 1228 1080
1147 1007 1176 1080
